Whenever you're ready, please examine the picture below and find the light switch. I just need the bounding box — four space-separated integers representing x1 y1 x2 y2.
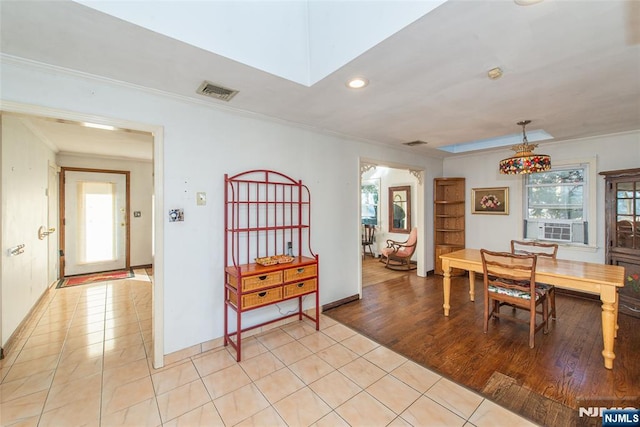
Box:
196 192 206 206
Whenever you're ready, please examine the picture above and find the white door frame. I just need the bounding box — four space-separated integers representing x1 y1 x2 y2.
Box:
358 158 426 296
61 168 130 276
47 162 60 286
0 101 165 368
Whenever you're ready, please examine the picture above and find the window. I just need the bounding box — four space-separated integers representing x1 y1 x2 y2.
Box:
524 164 590 245
361 179 380 226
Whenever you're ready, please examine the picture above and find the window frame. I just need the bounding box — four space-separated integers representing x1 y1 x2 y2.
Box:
522 158 597 248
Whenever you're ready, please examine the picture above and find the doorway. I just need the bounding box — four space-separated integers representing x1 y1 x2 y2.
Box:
360 161 425 293
61 168 130 277
0 100 164 368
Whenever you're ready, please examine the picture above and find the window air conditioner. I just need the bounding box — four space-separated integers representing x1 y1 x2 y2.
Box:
539 222 572 242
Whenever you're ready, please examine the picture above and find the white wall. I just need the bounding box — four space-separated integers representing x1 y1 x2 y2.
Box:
443 131 640 263
1 114 57 347
1 57 443 354
56 154 153 267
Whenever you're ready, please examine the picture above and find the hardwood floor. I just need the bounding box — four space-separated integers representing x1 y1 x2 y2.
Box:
326 257 640 426
361 254 416 287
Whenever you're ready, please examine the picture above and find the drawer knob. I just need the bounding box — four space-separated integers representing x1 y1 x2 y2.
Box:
297 268 305 273
258 291 267 297
258 275 267 280
297 283 304 288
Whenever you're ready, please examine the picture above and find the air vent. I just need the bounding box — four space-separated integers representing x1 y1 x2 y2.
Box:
196 81 239 102
403 140 428 147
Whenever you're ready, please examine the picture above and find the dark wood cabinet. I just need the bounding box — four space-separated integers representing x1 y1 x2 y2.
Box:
600 168 640 318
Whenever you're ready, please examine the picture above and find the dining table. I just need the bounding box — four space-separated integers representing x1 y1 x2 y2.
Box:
439 248 625 369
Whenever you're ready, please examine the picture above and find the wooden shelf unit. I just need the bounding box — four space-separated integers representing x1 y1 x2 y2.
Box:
224 170 319 361
434 178 466 275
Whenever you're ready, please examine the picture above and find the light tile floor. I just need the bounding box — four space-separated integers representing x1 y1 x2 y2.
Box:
0 270 538 426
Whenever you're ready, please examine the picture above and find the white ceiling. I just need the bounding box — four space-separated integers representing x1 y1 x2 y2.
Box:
1 0 639 161
75 0 447 86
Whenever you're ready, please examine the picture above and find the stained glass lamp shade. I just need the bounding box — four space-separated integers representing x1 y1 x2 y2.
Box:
499 120 551 175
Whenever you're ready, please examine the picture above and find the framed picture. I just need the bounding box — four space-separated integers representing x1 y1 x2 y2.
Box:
471 187 509 215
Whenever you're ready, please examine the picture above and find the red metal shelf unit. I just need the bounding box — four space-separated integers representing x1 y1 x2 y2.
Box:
224 170 319 361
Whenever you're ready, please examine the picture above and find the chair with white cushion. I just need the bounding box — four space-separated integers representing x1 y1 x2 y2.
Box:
481 249 550 348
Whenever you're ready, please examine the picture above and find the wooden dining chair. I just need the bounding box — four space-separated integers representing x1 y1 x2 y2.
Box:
480 249 550 348
511 240 558 319
362 224 376 259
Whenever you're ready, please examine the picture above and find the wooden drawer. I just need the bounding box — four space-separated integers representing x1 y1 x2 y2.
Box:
284 264 317 282
228 287 283 310
283 278 317 298
228 271 283 292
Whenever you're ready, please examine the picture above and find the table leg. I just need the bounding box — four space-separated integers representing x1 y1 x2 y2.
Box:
443 260 451 316
601 286 618 369
469 271 475 302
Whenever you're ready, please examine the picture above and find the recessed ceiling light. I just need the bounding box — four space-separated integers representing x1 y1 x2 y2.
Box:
514 0 544 5
82 122 116 131
346 77 369 89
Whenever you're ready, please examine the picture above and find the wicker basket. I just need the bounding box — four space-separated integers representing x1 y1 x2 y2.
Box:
255 257 278 266
274 255 295 264
255 255 294 266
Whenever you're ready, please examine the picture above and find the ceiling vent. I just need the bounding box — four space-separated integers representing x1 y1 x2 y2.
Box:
403 140 428 147
196 81 239 102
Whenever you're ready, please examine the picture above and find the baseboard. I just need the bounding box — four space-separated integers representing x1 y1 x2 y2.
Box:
131 263 153 269
322 294 360 311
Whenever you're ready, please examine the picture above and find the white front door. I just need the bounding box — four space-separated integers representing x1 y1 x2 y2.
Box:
64 170 127 276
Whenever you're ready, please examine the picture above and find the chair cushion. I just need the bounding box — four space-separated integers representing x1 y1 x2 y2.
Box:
488 284 545 301
381 247 393 256
395 248 412 257
381 247 411 257
405 228 418 246
535 282 553 291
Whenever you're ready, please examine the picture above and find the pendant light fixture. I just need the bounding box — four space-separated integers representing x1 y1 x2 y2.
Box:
499 120 551 174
